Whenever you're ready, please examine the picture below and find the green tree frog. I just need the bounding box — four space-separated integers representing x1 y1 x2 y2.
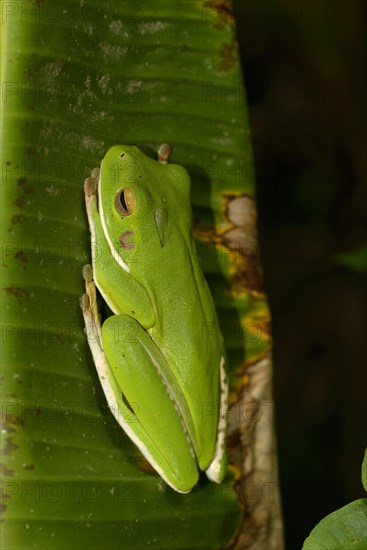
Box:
80 144 228 493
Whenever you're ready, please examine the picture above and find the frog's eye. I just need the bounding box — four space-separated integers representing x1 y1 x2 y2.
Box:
115 187 135 216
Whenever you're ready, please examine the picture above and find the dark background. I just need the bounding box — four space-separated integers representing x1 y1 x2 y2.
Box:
233 0 367 548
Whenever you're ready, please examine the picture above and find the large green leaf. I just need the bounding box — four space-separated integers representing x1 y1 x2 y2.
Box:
1 1 269 548
302 500 367 550
302 451 367 550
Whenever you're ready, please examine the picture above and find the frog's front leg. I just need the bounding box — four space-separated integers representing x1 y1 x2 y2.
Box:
83 171 155 328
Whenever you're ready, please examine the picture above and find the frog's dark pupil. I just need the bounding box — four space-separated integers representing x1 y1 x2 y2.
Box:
121 393 135 414
119 190 128 211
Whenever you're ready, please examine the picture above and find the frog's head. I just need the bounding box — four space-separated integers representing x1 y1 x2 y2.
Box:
98 145 192 274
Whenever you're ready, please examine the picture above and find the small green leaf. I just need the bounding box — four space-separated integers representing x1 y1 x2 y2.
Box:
362 448 367 493
302 499 367 550
334 244 367 274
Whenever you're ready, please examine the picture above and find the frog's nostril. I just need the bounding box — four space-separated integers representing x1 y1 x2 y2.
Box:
120 152 125 158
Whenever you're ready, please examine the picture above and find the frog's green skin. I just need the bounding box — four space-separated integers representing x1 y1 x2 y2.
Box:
80 145 228 493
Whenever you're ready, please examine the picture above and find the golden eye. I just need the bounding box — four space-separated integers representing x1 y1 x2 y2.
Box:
115 187 135 216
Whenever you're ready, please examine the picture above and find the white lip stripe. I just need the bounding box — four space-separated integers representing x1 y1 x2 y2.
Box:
98 160 131 275
85 183 120 317
206 356 227 483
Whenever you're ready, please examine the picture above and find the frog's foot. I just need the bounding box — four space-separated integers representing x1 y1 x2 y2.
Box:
80 264 102 345
157 143 172 164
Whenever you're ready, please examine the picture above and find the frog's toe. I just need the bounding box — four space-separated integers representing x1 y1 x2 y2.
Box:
84 175 97 196
157 143 172 164
79 293 90 312
82 264 93 282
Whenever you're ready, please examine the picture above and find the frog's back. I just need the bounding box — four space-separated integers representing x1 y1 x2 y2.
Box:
141 190 223 469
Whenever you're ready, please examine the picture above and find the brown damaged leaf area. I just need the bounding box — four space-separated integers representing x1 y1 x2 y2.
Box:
195 193 263 291
22 464 35 470
1 413 24 433
1 437 19 456
222 193 263 290
0 488 10 519
0 422 33 522
14 196 25 209
202 0 238 72
18 177 34 194
1 412 26 520
14 250 29 267
218 41 238 73
0 463 15 520
194 193 271 406
203 0 235 29
10 214 25 225
3 286 29 304
0 463 15 477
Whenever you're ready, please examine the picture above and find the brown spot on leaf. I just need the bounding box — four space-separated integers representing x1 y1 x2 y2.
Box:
2 437 18 456
222 194 262 290
1 414 24 436
194 193 263 291
15 250 29 267
203 0 234 29
0 501 8 517
0 463 14 477
23 464 35 471
18 177 34 194
218 41 237 73
3 286 29 303
14 196 24 208
10 214 25 225
202 1 238 72
1 424 15 435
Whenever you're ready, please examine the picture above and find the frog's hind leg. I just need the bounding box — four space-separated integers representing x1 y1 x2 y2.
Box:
101 314 199 493
206 357 228 483
80 278 199 493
